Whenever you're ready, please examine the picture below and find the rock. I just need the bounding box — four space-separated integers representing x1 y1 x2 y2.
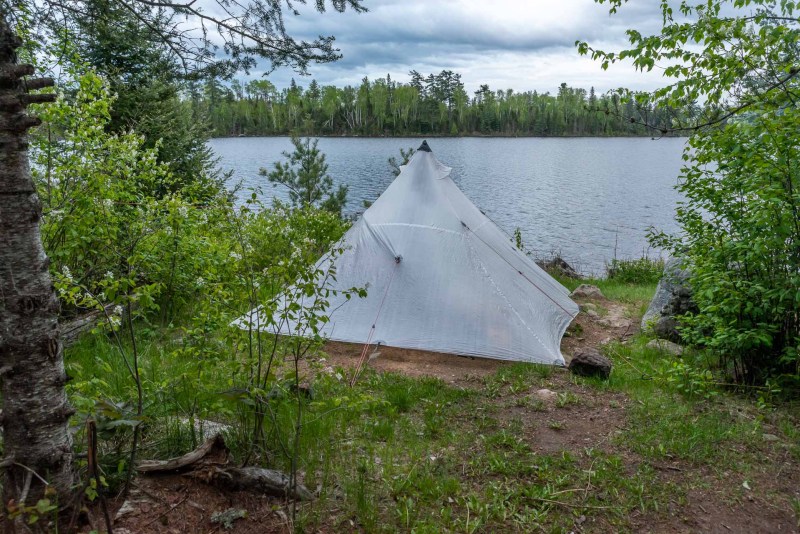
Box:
653 316 679 340
114 500 137 520
534 388 558 402
568 349 612 379
570 284 605 300
762 433 780 442
646 339 684 356
598 316 631 329
582 303 597 311
642 257 696 341
586 309 599 319
536 255 583 279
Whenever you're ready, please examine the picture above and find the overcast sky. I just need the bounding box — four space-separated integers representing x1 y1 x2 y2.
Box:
249 0 670 95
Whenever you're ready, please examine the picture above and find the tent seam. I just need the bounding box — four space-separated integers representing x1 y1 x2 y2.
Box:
462 231 560 363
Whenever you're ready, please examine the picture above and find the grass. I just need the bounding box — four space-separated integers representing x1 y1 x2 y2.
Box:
63 276 800 532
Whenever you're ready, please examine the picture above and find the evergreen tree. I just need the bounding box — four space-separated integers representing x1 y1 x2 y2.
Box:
260 137 348 216
73 0 222 199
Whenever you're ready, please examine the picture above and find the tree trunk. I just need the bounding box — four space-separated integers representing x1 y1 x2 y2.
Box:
0 14 75 511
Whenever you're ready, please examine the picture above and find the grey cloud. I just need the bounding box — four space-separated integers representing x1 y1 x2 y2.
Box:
232 0 672 93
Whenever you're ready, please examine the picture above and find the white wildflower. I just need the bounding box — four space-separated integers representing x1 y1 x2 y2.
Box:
105 271 114 280
230 252 242 261
109 315 121 328
334 372 343 381
103 198 113 209
253 280 260 289
61 265 73 282
196 277 205 287
113 305 123 316
178 206 189 217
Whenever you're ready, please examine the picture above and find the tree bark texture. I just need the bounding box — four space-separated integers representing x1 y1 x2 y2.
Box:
0 13 75 510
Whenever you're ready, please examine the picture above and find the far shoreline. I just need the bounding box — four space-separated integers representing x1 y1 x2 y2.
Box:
210 133 686 140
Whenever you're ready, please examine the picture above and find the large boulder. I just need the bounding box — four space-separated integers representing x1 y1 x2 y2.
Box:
568 348 612 379
642 257 695 341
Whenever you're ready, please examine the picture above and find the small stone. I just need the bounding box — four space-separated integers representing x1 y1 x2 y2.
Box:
646 339 684 356
598 316 631 329
534 388 558 402
568 349 612 379
762 433 780 442
570 284 605 300
586 309 600 319
115 500 137 520
581 303 597 311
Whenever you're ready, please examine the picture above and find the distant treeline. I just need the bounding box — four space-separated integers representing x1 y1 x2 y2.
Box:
190 70 688 138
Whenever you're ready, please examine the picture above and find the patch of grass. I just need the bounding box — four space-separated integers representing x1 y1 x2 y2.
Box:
548 420 565 430
576 337 768 470
556 391 580 408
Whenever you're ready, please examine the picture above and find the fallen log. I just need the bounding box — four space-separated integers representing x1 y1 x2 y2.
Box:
136 434 312 501
137 434 228 473
61 304 116 347
206 466 313 501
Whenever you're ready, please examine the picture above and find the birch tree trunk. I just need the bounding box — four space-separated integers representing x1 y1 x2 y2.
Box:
0 14 76 511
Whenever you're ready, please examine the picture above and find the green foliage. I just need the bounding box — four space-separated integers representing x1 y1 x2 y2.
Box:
35 69 361 497
606 257 665 284
661 360 719 400
657 109 800 383
32 71 174 292
512 227 525 251
583 0 800 384
259 136 348 216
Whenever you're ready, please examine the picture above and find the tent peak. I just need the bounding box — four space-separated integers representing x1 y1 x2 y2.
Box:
417 140 432 152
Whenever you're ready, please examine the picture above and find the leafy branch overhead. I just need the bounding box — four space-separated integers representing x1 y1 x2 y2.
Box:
577 0 800 133
9 0 366 78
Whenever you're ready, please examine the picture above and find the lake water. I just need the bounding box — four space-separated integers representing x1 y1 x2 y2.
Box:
209 137 686 275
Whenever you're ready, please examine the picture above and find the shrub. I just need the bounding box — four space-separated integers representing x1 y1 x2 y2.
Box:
606 257 664 284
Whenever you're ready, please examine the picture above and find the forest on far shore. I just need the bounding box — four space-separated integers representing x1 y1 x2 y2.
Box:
195 71 688 137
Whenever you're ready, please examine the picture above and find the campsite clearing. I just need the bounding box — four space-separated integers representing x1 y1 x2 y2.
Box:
107 277 800 533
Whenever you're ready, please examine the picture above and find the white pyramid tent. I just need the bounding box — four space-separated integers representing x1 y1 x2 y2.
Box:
236 141 579 365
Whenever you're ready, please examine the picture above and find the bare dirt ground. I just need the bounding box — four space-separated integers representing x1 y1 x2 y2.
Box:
106 290 800 533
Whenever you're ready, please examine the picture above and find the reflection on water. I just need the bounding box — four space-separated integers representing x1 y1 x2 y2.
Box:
209 136 685 275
